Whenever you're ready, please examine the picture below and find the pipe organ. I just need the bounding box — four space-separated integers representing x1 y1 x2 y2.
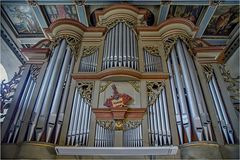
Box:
102 22 139 70
1 4 238 159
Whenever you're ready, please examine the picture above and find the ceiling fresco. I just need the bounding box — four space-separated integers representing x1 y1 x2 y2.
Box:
2 5 42 35
167 5 205 24
42 5 78 24
204 6 239 36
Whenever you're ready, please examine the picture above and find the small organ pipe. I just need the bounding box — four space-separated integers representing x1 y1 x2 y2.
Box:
159 92 167 145
209 80 230 143
162 88 171 144
171 46 191 143
155 94 163 146
212 76 234 144
75 96 84 145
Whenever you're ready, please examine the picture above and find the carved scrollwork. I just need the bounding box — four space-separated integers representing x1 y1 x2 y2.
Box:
100 81 112 93
100 17 137 29
73 0 87 6
82 46 99 57
77 81 94 105
143 46 160 57
97 119 142 131
50 35 81 58
28 0 38 6
128 81 140 92
30 64 41 82
146 81 165 105
202 64 214 81
1 65 24 120
219 65 240 101
163 34 193 57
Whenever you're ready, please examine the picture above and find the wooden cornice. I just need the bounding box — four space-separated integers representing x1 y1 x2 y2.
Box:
72 68 169 80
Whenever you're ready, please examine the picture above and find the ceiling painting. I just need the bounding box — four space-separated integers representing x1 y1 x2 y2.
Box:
2 5 42 35
204 6 239 36
42 5 78 24
167 5 204 24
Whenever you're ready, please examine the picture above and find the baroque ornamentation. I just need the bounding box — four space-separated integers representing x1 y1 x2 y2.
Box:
143 46 160 56
77 81 94 105
82 46 99 57
73 0 87 6
202 64 214 81
219 65 240 102
97 119 142 131
146 81 165 105
30 64 41 81
100 17 138 29
0 66 24 120
28 0 38 6
163 34 193 57
128 81 140 92
50 35 81 58
100 81 112 93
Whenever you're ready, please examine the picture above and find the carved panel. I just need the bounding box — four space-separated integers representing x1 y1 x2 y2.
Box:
77 81 94 105
146 81 165 105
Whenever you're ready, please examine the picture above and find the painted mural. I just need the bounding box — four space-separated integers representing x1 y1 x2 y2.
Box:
204 6 239 36
167 5 204 24
43 5 78 23
2 5 42 34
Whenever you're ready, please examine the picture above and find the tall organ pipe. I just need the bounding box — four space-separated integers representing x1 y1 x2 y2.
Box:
54 56 74 144
171 46 191 143
176 40 203 141
35 44 70 141
162 88 171 144
27 40 62 141
182 43 212 141
167 58 183 144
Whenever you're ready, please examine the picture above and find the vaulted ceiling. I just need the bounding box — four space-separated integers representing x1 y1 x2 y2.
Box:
1 0 239 65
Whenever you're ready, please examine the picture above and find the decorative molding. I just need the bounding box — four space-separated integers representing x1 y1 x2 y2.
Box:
73 0 87 6
100 81 112 93
128 81 140 92
143 46 160 57
96 119 142 131
82 46 99 57
77 81 94 105
146 81 165 105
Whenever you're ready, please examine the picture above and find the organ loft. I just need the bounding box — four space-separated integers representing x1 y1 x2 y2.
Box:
1 1 239 159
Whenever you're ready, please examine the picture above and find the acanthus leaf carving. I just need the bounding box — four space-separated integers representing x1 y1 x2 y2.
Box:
146 81 165 105
77 81 94 105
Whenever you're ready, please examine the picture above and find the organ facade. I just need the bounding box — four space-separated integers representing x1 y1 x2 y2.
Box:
1 3 239 159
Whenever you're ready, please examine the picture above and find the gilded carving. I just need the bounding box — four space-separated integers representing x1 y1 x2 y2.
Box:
128 81 140 92
163 34 193 57
96 119 142 131
77 81 94 105
202 64 214 81
146 81 165 105
219 65 240 101
30 64 41 81
100 81 112 93
143 46 160 57
99 17 138 29
82 46 99 57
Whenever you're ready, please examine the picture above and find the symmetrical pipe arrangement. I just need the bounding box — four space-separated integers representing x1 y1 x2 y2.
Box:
67 87 92 146
144 49 162 72
148 88 171 146
167 39 213 143
123 124 143 147
207 72 234 144
102 22 139 70
79 49 99 72
7 72 36 143
26 39 75 143
94 123 114 147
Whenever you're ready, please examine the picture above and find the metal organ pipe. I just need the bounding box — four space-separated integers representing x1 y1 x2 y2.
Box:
167 59 183 144
27 41 62 141
170 46 191 143
176 40 203 141
162 88 171 144
102 22 138 70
